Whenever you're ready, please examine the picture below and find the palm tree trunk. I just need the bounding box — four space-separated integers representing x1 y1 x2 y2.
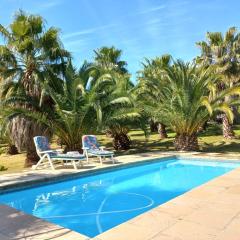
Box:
158 123 168 139
9 116 50 167
112 132 131 150
222 114 235 139
150 119 158 132
174 133 199 151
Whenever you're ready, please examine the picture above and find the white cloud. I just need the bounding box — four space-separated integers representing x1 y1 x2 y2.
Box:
62 23 116 39
36 0 63 11
64 39 88 48
136 5 166 15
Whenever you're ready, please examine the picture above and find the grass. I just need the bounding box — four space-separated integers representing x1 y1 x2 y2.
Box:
0 153 26 174
1 123 240 174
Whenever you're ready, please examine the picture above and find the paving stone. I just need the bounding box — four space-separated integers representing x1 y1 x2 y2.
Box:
161 220 218 240
0 205 86 240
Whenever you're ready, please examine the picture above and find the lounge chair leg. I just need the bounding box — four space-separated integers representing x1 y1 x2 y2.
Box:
111 155 115 164
34 156 44 170
72 160 77 170
85 151 89 164
47 156 55 170
99 156 103 165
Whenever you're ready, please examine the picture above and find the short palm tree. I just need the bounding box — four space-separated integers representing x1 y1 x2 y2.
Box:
154 60 240 151
99 73 143 150
0 11 70 165
196 27 240 138
137 54 172 139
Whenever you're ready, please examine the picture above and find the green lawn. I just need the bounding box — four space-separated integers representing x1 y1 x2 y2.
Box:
1 123 240 174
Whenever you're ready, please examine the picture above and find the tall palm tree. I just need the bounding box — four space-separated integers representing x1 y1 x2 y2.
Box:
94 46 128 74
137 54 172 139
0 11 70 165
154 60 240 151
196 27 240 138
92 46 144 149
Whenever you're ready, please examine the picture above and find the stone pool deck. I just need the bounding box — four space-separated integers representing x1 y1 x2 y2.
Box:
0 151 240 240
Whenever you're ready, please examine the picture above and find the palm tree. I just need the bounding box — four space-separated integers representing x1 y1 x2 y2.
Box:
152 60 240 151
0 11 70 165
99 73 143 150
92 46 144 150
94 46 128 74
196 27 240 138
137 54 172 139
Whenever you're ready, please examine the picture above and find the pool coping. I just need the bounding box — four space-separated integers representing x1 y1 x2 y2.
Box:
1 152 240 239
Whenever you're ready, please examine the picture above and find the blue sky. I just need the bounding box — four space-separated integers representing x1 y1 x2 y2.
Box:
1 0 240 80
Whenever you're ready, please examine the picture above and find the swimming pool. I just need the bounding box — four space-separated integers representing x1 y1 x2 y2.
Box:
0 157 239 237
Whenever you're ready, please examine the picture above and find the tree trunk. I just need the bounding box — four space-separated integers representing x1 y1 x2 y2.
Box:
9 116 50 167
150 119 158 132
174 133 199 151
222 114 235 139
112 132 131 150
158 123 168 139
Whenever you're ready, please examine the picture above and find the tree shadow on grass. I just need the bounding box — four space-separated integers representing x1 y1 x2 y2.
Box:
199 124 223 137
115 138 175 156
202 141 240 154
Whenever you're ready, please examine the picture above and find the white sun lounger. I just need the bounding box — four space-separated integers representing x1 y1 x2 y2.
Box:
82 135 115 164
33 136 85 170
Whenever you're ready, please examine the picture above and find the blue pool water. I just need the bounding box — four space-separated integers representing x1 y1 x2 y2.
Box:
0 158 239 237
